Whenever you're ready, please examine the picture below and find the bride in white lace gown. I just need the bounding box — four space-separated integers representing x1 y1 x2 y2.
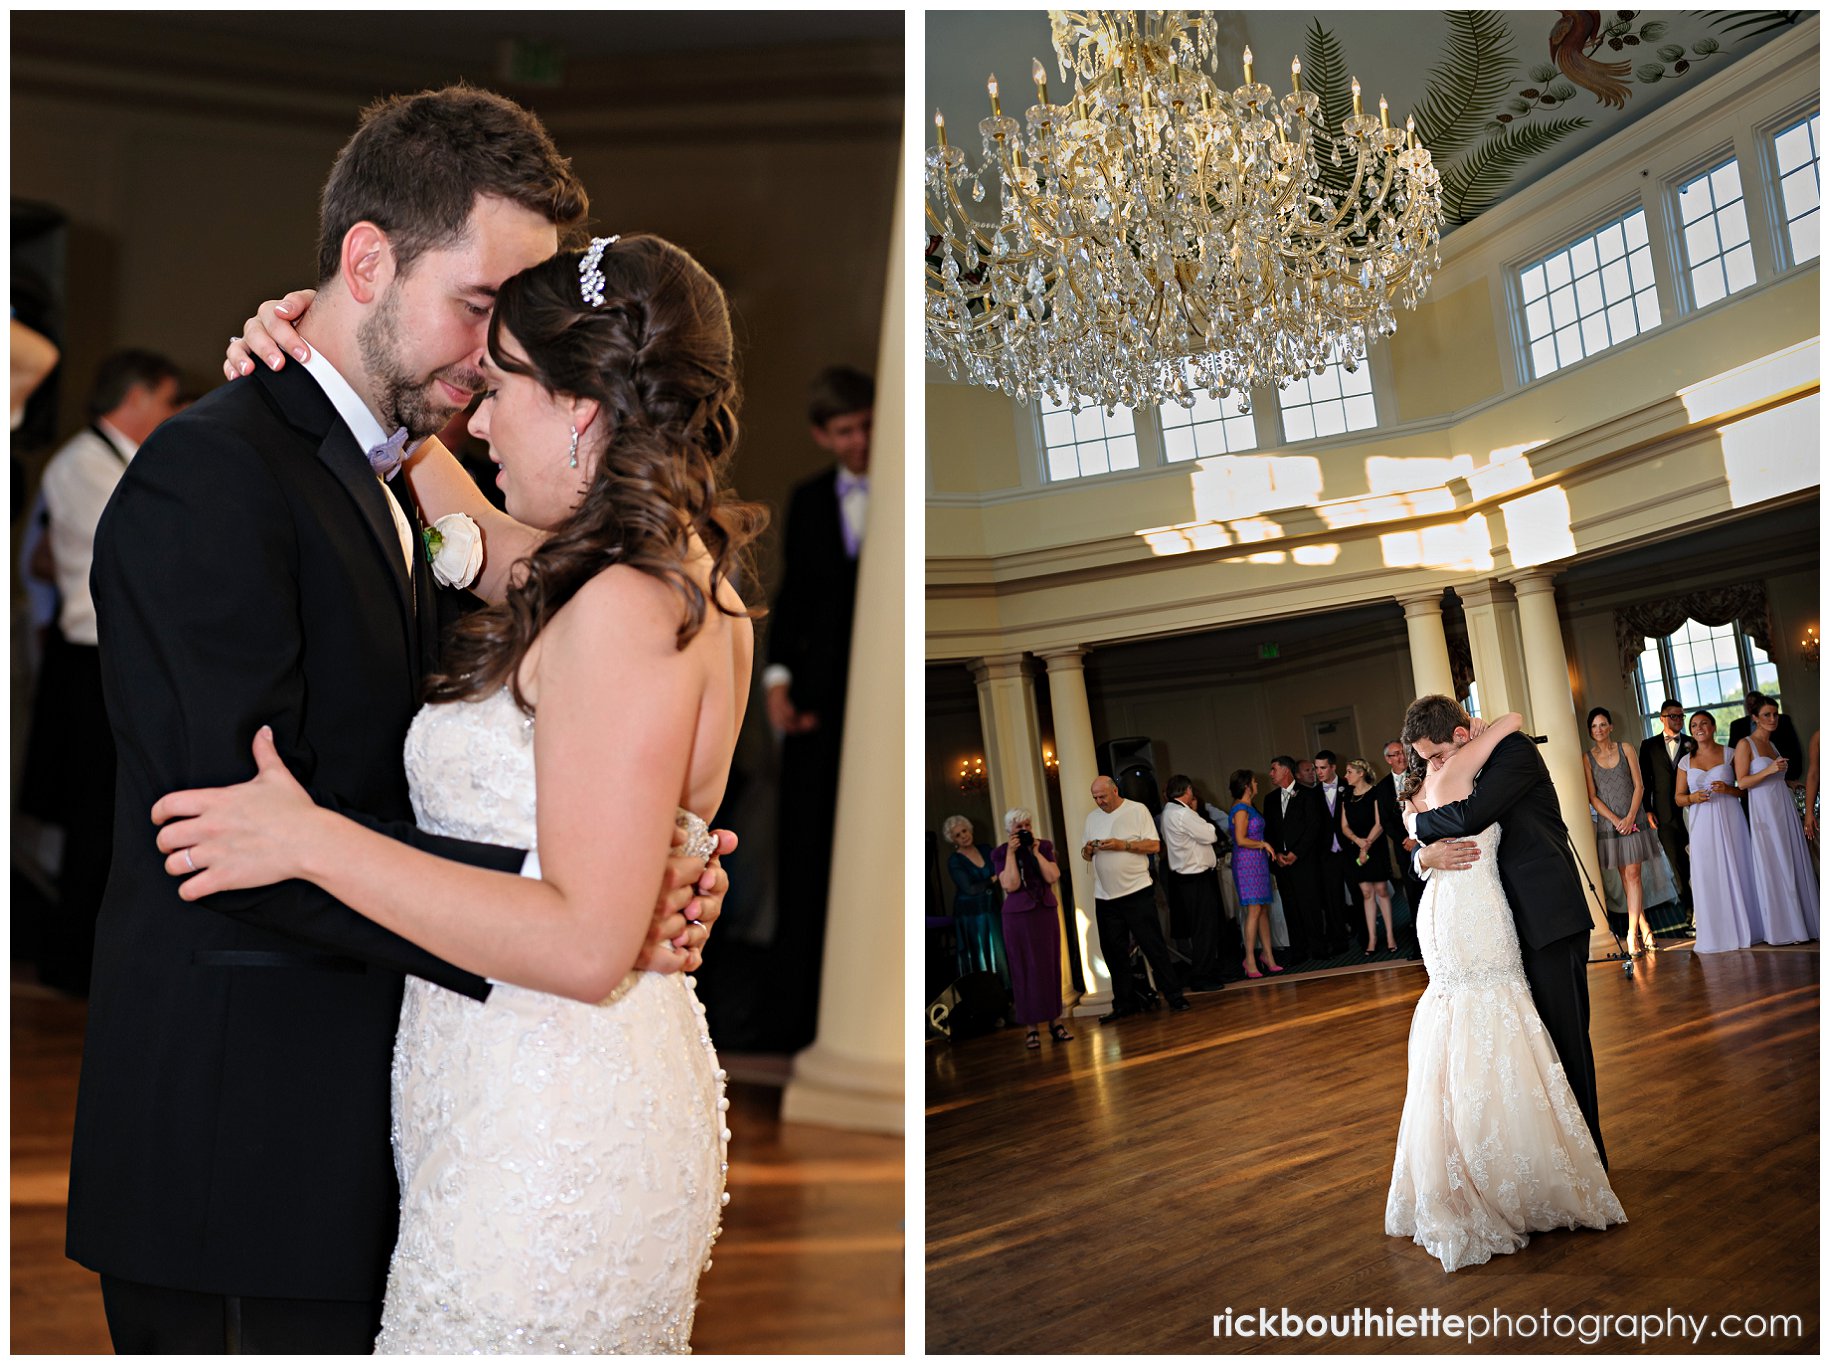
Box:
157 236 765 1351
1386 713 1625 1272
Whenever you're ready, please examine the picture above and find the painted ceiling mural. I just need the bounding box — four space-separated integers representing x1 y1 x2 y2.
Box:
925 10 1811 229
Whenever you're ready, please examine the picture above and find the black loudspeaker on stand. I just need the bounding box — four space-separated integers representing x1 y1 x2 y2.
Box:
1098 737 1159 812
927 971 1010 1041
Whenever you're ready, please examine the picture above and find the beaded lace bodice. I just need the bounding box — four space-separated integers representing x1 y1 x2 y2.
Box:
377 690 727 1354
1386 814 1624 1271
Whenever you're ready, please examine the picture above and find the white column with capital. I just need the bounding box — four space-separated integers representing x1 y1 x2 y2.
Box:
1510 569 1607 933
1399 590 1456 699
781 140 903 1133
1456 579 1528 719
1037 646 1111 1011
970 654 1050 836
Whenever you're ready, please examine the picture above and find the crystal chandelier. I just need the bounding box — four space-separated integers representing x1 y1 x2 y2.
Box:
925 11 1444 414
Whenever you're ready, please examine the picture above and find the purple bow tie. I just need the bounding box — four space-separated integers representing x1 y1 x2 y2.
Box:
366 428 410 481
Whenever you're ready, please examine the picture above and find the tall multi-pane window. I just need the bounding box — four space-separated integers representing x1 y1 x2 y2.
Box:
1039 394 1139 481
1677 159 1755 306
1157 390 1258 462
1518 208 1660 378
1276 352 1377 442
1632 619 1779 738
1773 110 1821 265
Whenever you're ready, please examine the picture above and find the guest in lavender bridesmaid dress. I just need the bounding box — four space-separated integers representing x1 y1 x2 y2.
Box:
1227 770 1282 978
1736 698 1819 944
1677 711 1763 953
992 808 1072 1050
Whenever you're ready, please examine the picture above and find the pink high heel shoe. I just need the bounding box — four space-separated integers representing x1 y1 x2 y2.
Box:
1258 954 1284 975
1243 961 1263 980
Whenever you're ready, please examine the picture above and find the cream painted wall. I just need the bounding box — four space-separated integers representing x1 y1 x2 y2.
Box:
1385 277 1505 425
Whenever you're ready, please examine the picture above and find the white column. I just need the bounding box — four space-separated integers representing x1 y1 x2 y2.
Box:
1510 569 1608 933
782 134 903 1134
1456 579 1528 719
1399 590 1456 699
1037 646 1110 1010
970 653 1050 839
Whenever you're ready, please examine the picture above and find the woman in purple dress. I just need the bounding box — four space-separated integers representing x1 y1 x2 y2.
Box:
992 807 1071 1049
1228 769 1281 977
1677 711 1763 952
1736 698 1819 943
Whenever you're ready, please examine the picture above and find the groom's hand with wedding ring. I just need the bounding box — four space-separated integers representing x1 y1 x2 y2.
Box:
1416 838 1481 873
224 290 317 380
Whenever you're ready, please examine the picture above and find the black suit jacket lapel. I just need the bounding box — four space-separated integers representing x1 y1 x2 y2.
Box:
250 364 418 669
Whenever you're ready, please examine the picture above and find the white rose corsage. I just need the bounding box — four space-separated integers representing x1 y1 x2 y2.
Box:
422 512 484 590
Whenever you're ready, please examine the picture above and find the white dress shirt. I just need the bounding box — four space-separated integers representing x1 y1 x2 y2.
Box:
41 419 138 646
1161 799 1218 874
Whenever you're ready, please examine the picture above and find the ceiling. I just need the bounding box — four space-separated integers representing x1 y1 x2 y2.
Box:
925 10 1807 228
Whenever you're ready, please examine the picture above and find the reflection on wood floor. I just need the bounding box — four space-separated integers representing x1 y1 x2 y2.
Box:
12 976 903 1354
927 945 1819 1355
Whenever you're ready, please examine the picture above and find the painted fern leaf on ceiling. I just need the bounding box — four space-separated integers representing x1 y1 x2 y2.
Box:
1411 10 1518 161
1440 116 1592 223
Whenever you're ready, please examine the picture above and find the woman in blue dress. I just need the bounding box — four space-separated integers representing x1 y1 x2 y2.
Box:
944 815 1009 985
1228 769 1281 977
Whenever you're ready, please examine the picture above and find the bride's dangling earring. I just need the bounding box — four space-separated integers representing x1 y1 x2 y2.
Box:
567 426 579 469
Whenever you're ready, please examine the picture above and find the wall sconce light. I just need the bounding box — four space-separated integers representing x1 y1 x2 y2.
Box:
958 756 987 793
1042 745 1059 775
1801 625 1819 668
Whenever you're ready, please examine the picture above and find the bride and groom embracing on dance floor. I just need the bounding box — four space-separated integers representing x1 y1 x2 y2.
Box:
66 86 763 1353
1387 694 1626 1272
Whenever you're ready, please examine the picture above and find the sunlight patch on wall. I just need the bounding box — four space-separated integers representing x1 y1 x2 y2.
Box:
1718 395 1821 508
1138 514 1288 557
1365 454 1475 494
1318 487 1457 531
1291 544 1341 566
1500 486 1576 567
1678 339 1819 424
1467 443 1541 500
1247 551 1287 565
1380 514 1494 572
1188 454 1325 522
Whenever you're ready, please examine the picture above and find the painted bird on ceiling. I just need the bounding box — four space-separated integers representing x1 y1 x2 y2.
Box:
1550 10 1634 109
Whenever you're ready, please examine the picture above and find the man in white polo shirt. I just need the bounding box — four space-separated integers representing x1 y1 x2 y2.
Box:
1082 775 1189 1021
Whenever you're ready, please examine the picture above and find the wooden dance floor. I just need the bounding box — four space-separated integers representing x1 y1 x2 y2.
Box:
11 976 903 1354
928 945 1819 1354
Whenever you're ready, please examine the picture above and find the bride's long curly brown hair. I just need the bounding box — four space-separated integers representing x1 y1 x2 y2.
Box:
427 234 767 712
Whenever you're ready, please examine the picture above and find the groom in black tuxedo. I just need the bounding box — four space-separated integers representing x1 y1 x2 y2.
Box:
70 89 720 1354
1404 695 1607 1168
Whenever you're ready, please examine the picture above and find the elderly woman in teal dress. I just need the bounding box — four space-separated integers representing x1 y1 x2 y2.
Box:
944 815 1009 987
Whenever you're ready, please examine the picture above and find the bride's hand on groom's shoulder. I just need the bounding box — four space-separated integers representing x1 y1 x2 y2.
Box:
225 290 317 380
152 726 320 898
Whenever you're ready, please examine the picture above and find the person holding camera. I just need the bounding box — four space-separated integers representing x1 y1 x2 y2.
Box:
992 808 1071 1049
1083 776 1188 1021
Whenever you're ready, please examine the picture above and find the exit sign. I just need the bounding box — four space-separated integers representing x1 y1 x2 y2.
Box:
1258 643 1279 659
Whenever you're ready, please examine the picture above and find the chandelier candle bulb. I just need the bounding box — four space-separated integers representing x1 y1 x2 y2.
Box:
1291 55 1301 95
1351 77 1362 117
987 73 1001 118
1242 45 1253 85
1032 57 1048 105
935 109 948 148
1380 95 1389 129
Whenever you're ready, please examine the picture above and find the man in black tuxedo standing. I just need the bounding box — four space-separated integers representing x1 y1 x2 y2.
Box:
1405 695 1607 1167
1312 750 1358 953
1373 737 1426 958
762 366 873 1051
1638 697 1696 921
1261 755 1330 962
69 88 721 1354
